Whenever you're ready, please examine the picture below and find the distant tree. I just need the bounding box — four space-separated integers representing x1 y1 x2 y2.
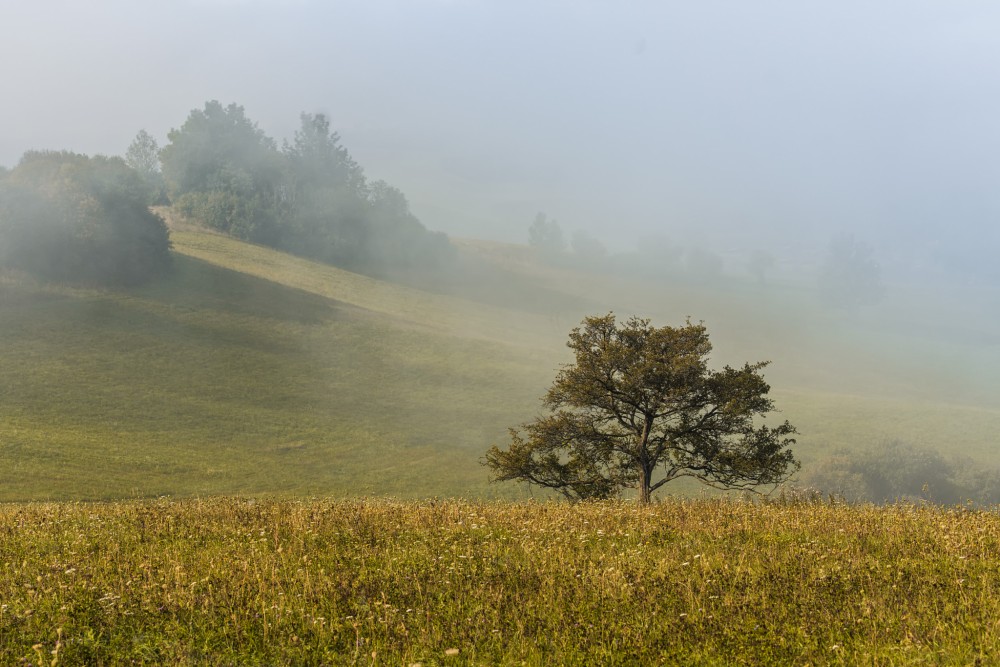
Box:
125 129 160 176
124 129 167 205
0 151 171 285
281 113 369 267
528 212 566 258
160 101 285 243
818 233 884 309
747 249 775 285
365 180 454 272
283 113 364 194
485 313 799 504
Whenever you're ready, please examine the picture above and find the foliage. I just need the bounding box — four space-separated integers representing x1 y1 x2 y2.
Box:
280 112 369 267
124 129 161 176
364 179 455 272
161 103 454 274
485 313 799 503
818 232 884 310
528 211 566 258
806 440 1000 505
124 129 168 205
1 498 998 665
0 151 171 286
160 101 285 244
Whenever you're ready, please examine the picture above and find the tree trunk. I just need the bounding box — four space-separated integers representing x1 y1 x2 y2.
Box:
637 467 652 505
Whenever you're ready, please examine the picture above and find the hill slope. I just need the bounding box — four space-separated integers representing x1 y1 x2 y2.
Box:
0 231 568 500
0 221 997 500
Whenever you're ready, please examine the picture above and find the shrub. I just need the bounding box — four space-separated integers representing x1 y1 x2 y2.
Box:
0 151 171 286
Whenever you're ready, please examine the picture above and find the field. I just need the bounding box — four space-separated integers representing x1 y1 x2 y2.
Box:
1 219 999 501
2 497 998 665
2 221 1000 663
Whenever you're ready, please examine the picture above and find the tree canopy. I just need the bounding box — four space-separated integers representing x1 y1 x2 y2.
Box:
159 102 454 275
527 212 565 258
160 101 285 244
124 129 167 205
0 151 171 286
485 314 799 503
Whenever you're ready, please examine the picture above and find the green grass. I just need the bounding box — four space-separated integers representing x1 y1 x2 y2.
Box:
0 242 558 500
1 497 998 665
0 222 997 501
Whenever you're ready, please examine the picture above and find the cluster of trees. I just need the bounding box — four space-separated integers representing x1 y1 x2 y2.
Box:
0 100 454 288
528 215 886 310
159 101 453 275
527 212 609 268
527 215 735 286
805 440 1000 506
0 151 171 286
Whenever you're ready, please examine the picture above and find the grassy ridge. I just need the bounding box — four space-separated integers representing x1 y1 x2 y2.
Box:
1 497 997 665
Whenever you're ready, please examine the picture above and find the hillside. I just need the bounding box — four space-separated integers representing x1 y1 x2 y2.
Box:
0 228 564 500
0 215 997 501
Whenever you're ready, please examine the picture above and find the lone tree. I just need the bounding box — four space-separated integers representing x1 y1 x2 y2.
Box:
485 314 799 503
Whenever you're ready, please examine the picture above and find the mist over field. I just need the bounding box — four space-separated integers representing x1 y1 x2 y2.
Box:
1 1 998 502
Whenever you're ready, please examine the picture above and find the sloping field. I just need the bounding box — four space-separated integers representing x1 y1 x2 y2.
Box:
0 224 996 500
0 232 565 500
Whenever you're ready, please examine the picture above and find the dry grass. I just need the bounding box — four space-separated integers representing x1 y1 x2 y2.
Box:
2 497 997 665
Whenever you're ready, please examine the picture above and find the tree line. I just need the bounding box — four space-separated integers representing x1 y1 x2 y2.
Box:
0 101 454 287
528 213 886 311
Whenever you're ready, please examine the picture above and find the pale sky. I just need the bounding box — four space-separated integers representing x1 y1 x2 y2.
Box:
3 1 999 274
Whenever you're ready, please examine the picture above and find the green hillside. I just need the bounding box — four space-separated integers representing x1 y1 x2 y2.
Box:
0 230 562 500
0 218 997 501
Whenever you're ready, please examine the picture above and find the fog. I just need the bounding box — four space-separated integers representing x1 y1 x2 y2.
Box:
2 1 999 284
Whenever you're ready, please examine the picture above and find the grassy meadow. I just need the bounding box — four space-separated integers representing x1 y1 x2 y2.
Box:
0 230 563 500
1 217 999 500
2 216 1000 663
2 497 998 665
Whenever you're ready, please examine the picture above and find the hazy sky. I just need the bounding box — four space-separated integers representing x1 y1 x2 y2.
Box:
3 1 999 263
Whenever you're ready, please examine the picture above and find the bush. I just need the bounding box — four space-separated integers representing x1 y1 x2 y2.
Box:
0 151 171 286
805 440 1000 505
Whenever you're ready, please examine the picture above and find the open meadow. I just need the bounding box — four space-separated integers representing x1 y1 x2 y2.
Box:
1 497 997 665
